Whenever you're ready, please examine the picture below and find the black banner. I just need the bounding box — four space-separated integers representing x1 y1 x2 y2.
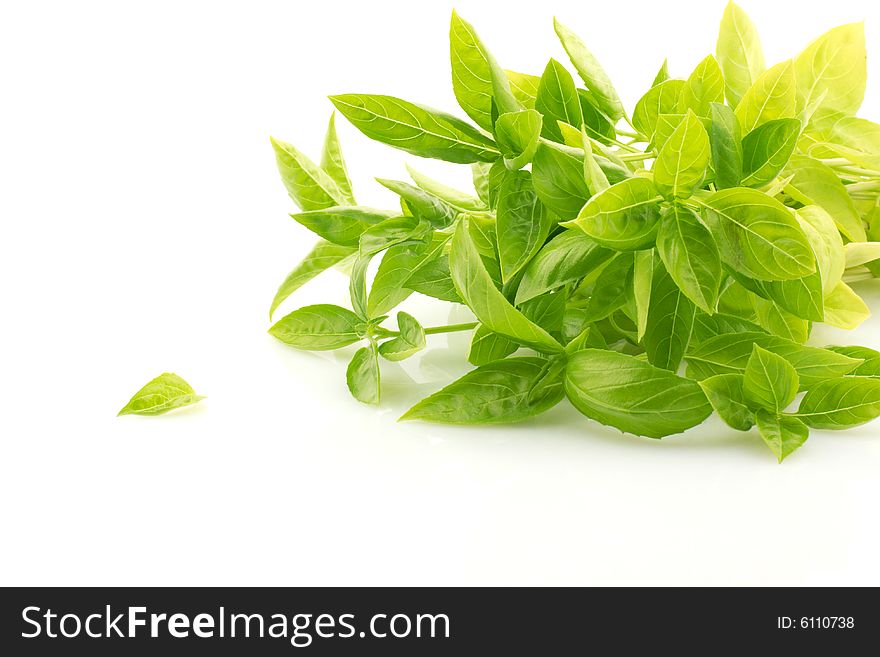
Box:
0 587 875 653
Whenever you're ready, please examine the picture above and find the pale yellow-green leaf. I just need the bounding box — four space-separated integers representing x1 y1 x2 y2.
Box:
716 2 766 107
652 111 710 199
844 242 880 269
734 61 796 133
794 23 867 116
796 205 844 295
823 281 870 329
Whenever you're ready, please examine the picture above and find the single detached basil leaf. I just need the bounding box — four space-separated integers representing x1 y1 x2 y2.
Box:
784 155 866 242
653 110 710 200
496 170 554 283
531 141 591 220
756 410 809 463
406 164 487 212
794 23 866 116
118 373 204 417
740 118 800 188
495 109 542 170
643 258 696 371
401 356 564 424
734 61 796 133
743 345 799 411
330 94 499 164
450 10 520 133
633 79 685 139
797 377 880 430
709 103 743 189
379 312 426 362
679 55 724 117
291 206 394 247
656 205 722 314
515 230 612 304
269 241 356 320
270 137 348 211
320 112 356 205
269 304 364 350
567 177 662 250
565 349 712 438
376 178 457 228
716 1 766 107
468 324 518 366
700 187 815 281
347 343 380 404
699 373 755 431
685 332 862 388
535 59 583 143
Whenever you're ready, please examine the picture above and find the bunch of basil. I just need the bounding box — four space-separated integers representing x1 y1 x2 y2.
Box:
267 2 880 462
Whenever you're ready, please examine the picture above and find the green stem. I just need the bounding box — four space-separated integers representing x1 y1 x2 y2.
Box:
424 322 478 335
845 181 880 193
619 151 656 162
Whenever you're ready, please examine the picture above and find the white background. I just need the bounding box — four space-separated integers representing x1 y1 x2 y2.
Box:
2 0 879 586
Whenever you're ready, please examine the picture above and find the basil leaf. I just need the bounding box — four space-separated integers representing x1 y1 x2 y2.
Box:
531 141 592 220
633 249 656 341
291 206 395 247
577 90 617 145
743 345 799 411
495 109 542 170
784 155 866 242
405 254 461 303
643 258 696 371
796 205 845 295
823 281 870 330
700 188 815 281
401 356 564 424
553 19 624 121
269 241 356 320
685 332 862 388
740 118 800 187
734 61 797 133
692 312 767 345
520 292 566 335
794 23 866 116
708 103 743 189
515 230 612 304
269 304 365 350
653 110 710 200
330 94 499 163
376 179 458 228
584 253 634 321
656 205 722 313
808 113 880 171
270 137 348 211
756 410 809 463
369 235 449 317
535 59 583 142
567 177 662 250
347 343 380 404
633 79 685 139
118 373 204 417
796 377 880 430
699 373 755 431
406 164 487 212
828 346 880 377
468 324 518 366
506 70 541 109
379 312 426 362
449 222 562 353
679 55 725 117
320 113 356 205
496 170 555 282
716 1 766 107
565 349 712 438
651 59 670 87
754 298 809 344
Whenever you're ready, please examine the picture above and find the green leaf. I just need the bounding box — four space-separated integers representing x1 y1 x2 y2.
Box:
633 249 656 341
699 373 755 431
535 59 583 142
643 258 696 371
692 312 767 345
291 206 395 246
347 343 380 404
743 345 799 411
565 349 712 438
633 79 686 139
506 70 541 109
656 205 722 314
796 377 880 429
807 113 880 171
567 177 662 250
269 304 365 350
330 94 499 164
844 241 880 269
531 141 591 219
468 324 518 366
823 281 870 330
495 109 543 170
401 356 564 424
699 187 815 281
553 18 624 121
270 137 348 211
369 234 448 317
679 55 725 117
755 272 825 323
450 10 520 132
520 292 566 334
117 373 204 417
740 118 800 187
685 331 862 388
796 205 845 295
794 23 866 116
379 312 427 361
584 253 634 321
756 410 809 462
754 298 810 343
653 110 710 199
449 222 563 353
496 170 554 282
784 156 866 242
651 59 670 87
716 1 766 107
708 103 743 189
577 90 617 145
827 346 880 377
734 60 797 133
376 178 458 227
406 164 487 212
269 241 356 320
405 254 461 303
320 113 356 204
515 230 612 304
